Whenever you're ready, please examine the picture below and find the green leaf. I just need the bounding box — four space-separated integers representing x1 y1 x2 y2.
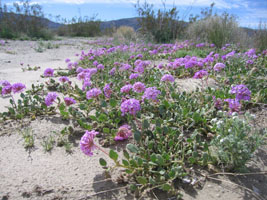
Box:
161 183 172 191
127 144 139 153
89 115 97 121
99 158 107 167
134 130 141 142
136 176 147 185
142 119 149 130
101 100 107 107
123 150 130 159
193 112 202 123
98 113 108 122
122 159 129 166
109 99 117 107
109 150 118 162
103 128 110 134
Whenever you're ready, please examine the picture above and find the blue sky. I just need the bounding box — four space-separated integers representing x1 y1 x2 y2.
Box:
2 0 267 28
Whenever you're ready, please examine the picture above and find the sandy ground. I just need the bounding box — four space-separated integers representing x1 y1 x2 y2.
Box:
0 38 266 200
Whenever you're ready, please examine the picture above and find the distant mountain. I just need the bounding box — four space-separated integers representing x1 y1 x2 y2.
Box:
100 17 140 30
0 12 63 29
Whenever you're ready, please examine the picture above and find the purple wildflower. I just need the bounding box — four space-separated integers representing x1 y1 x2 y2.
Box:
45 92 58 106
114 125 132 141
0 80 11 87
44 68 54 77
97 64 104 70
193 70 208 79
230 84 251 101
142 87 161 101
64 97 76 106
2 85 12 95
82 79 92 91
109 67 116 76
103 84 112 98
133 82 146 93
80 130 99 156
129 73 139 80
65 58 71 63
86 88 102 99
93 61 98 66
214 63 226 71
59 76 70 83
76 67 84 73
224 99 241 114
134 65 145 74
120 84 132 93
121 98 141 116
161 74 175 82
12 83 26 93
212 96 223 110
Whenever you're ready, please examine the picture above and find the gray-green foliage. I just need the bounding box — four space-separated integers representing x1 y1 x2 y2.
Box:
0 0 54 39
209 112 266 170
186 13 249 48
20 127 35 149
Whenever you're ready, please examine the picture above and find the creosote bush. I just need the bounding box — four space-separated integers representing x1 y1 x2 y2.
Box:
112 26 137 45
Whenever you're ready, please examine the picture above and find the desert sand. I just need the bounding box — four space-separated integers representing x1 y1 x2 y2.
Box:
0 38 266 200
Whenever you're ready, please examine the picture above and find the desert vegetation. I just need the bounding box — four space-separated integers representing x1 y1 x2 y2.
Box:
0 0 267 199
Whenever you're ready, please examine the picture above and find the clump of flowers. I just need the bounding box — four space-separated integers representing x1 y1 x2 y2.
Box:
103 84 112 98
133 82 146 93
86 88 102 99
193 70 208 79
224 98 241 114
12 83 26 93
161 74 175 82
64 97 76 106
45 92 58 106
129 73 139 80
44 68 54 77
1 85 12 95
212 96 223 110
120 84 132 93
114 125 132 141
230 84 251 101
80 130 99 156
82 79 92 91
214 63 226 71
121 98 141 116
59 76 70 83
142 87 161 101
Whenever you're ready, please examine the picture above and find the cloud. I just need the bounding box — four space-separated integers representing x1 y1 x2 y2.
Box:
4 0 241 9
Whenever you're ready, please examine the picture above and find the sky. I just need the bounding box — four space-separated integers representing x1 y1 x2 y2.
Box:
1 0 267 28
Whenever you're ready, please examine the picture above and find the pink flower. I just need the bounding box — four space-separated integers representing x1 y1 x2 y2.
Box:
12 83 26 93
80 130 99 156
64 97 76 106
44 68 54 77
133 82 145 93
2 85 12 95
120 84 132 93
214 63 225 72
86 88 102 99
59 76 70 83
161 74 175 82
121 98 141 116
114 125 132 141
45 92 58 106
193 70 208 79
104 84 112 98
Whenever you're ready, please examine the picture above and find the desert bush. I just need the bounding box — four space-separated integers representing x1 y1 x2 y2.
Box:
135 0 184 43
254 21 267 51
57 16 101 37
112 26 137 44
186 12 250 48
0 0 54 40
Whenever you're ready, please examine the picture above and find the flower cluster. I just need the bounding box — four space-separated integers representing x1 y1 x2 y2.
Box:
193 70 208 79
230 84 251 101
104 84 112 98
161 74 175 82
45 92 58 106
64 97 76 106
224 99 241 114
133 82 145 93
44 68 54 77
86 88 102 99
80 130 99 156
142 87 161 101
120 84 132 93
114 125 132 141
214 63 225 71
121 98 141 116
